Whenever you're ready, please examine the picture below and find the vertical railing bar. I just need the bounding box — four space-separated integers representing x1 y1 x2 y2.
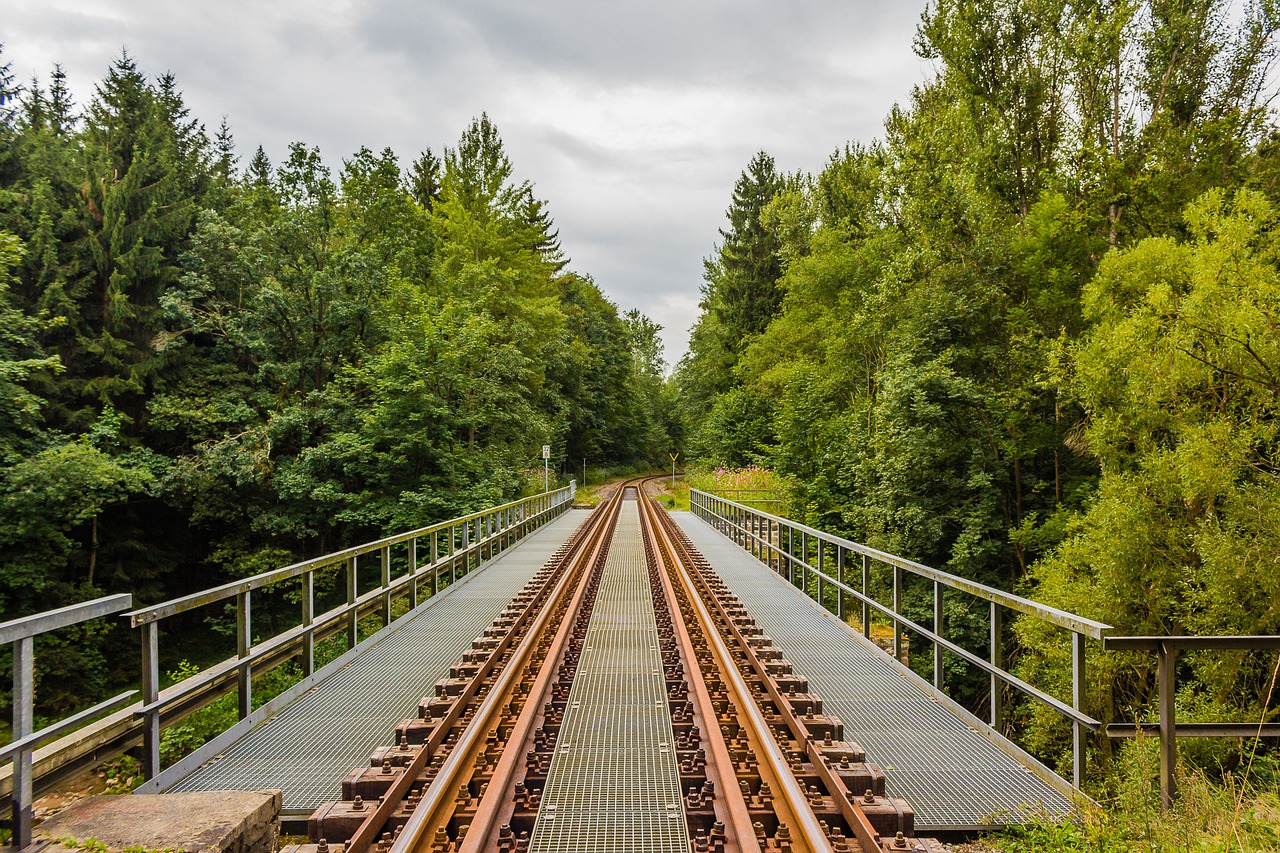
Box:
141 622 160 780
11 636 34 848
301 570 315 677
236 589 252 719
347 555 358 650
933 580 944 690
836 546 845 622
989 601 1002 730
1157 640 1177 808
1073 631 1087 791
431 530 439 597
381 544 392 626
408 539 419 611
893 565 904 663
816 541 825 611
861 554 872 639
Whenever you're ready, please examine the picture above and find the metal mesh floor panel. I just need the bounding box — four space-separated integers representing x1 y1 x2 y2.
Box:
166 511 590 812
530 501 689 853
672 512 1075 829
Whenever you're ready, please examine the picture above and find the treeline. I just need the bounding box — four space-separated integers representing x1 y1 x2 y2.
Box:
678 0 1280 777
0 48 676 648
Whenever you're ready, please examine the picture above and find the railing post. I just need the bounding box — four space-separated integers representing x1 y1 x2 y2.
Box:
893 566 904 663
408 539 419 610
989 601 1002 730
431 530 439 596
861 554 871 639
816 543 825 611
141 622 160 780
934 580 944 690
787 526 794 584
801 531 808 592
835 546 845 622
302 571 315 677
12 636 33 848
237 590 252 719
347 556 359 649
770 519 778 572
1157 640 1177 807
1072 631 1087 790
460 522 469 581
381 544 392 626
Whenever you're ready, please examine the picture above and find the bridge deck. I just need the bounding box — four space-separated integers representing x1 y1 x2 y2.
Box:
672 511 1075 830
163 510 591 814
530 499 687 853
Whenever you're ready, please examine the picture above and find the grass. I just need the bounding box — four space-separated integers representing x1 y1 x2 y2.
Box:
988 744 1280 852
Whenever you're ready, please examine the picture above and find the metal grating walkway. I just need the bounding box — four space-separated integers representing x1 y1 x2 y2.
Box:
166 510 590 813
673 512 1075 830
530 499 689 853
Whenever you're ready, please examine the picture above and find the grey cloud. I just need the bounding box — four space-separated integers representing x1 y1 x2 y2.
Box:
6 0 932 364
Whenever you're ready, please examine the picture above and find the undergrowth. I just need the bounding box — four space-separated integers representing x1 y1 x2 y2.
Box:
992 741 1280 852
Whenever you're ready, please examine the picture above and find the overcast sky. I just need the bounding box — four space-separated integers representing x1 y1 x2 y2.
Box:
5 1 933 367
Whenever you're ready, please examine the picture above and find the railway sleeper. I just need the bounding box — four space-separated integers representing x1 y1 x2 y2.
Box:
654 503 944 853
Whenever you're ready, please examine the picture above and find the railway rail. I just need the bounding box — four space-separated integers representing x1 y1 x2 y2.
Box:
284 480 944 853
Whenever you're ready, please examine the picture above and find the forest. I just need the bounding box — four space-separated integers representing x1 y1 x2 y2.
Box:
0 47 678 709
678 0 1280 798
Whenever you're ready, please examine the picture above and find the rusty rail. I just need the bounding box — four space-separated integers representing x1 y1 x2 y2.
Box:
283 479 945 853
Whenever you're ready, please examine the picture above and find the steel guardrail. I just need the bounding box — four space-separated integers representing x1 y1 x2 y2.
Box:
691 488 1108 789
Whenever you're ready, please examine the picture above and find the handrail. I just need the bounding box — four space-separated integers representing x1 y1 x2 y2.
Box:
3 593 133 848
132 486 575 781
1103 634 1280 809
127 487 575 625
690 488 1110 789
0 594 133 644
691 489 1109 637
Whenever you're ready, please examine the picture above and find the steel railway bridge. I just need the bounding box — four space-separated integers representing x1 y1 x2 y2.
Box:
5 479 1277 852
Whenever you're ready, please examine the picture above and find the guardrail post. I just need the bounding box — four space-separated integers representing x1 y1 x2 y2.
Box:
465 517 476 578
237 590 252 719
381 545 392 626
302 571 315 677
861 554 871 639
1157 640 1176 807
800 531 808 592
989 601 1002 730
141 621 160 780
431 531 439 596
787 526 795 584
12 635 33 848
409 539 419 610
346 556 358 649
816 543 825 610
1072 631 1086 789
835 546 845 622
934 581 944 690
893 566 904 662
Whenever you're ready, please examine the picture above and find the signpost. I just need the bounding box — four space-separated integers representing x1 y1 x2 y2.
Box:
542 445 551 493
669 451 679 487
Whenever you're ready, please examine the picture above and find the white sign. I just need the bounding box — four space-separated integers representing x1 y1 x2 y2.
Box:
542 445 551 460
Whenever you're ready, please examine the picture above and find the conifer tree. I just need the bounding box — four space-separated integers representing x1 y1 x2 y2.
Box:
713 151 783 344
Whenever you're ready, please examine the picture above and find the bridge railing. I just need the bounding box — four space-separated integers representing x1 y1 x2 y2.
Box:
1103 635 1280 808
1 594 135 848
125 484 575 780
690 488 1110 788
1 486 574 817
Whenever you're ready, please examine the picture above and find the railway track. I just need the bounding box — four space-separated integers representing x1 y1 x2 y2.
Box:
286 480 944 853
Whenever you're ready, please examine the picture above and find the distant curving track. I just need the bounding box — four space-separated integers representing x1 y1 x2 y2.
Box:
287 479 943 853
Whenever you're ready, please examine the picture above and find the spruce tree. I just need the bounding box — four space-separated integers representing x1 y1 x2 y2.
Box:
713 150 783 345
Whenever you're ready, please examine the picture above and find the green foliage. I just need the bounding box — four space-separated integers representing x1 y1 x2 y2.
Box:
991 741 1280 852
0 48 671 725
677 0 1280 779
